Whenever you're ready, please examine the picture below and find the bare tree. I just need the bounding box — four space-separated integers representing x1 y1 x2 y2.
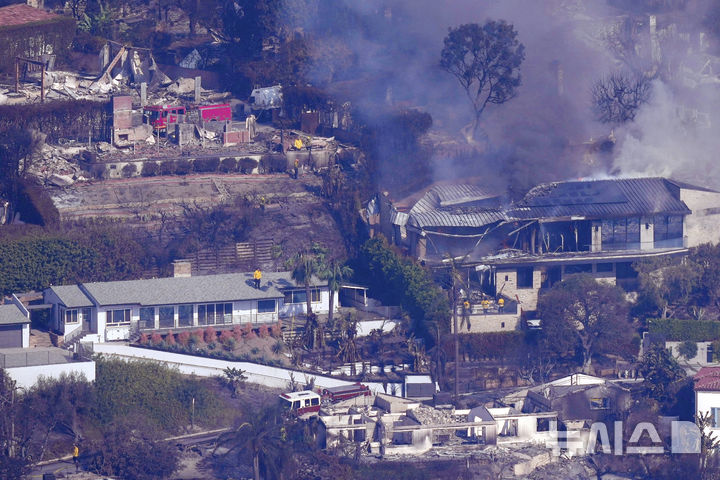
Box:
440 21 525 143
592 72 651 124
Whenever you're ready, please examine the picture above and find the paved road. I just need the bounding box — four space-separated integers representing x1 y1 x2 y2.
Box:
26 428 229 479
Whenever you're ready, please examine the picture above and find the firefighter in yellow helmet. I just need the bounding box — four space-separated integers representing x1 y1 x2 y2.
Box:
253 269 262 289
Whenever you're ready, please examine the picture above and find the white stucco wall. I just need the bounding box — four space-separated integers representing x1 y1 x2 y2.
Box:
21 324 29 349
91 343 402 396
496 268 542 311
6 361 96 390
696 390 720 441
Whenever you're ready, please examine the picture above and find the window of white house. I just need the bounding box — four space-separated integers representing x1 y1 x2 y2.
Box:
178 305 193 327
712 408 720 428
159 306 174 328
139 307 155 329
257 299 276 313
284 289 320 304
198 303 232 325
64 309 79 324
107 309 131 326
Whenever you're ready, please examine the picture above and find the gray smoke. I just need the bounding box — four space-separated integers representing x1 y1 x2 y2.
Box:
288 0 720 192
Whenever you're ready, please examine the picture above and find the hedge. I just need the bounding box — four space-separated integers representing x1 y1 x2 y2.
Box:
647 318 720 342
0 100 111 143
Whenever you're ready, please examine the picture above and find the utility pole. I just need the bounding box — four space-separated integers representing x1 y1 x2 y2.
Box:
453 276 459 399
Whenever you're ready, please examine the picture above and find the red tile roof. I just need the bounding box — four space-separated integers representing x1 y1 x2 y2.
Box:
694 367 720 391
0 4 63 27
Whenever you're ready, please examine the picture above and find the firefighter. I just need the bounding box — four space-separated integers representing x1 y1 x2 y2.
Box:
72 443 80 472
497 297 505 313
253 269 262 289
481 298 490 314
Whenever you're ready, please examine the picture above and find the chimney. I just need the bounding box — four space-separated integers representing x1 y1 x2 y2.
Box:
172 260 192 278
649 15 660 64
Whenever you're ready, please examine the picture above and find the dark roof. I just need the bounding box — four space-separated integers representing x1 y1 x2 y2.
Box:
695 367 720 391
408 184 506 229
0 4 63 27
79 271 325 307
509 178 692 219
0 304 30 325
48 285 93 308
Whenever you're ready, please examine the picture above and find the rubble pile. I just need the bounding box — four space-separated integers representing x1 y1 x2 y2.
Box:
407 405 458 425
28 143 92 186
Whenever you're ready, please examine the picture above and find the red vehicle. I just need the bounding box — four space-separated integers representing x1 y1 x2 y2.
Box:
197 103 232 122
143 104 186 131
279 391 321 415
321 383 371 402
143 103 231 131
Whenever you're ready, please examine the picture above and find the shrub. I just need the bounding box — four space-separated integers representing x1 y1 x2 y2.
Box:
194 156 220 172
270 323 282 338
250 347 260 355
207 341 217 350
121 163 137 178
679 340 698 360
177 331 190 346
150 333 163 345
139 333 149 345
204 326 217 343
190 329 204 345
164 330 176 346
219 157 238 173
219 329 233 343
242 323 255 339
175 158 192 175
258 324 269 338
223 337 236 351
232 324 244 341
260 154 287 173
159 160 176 175
141 162 159 177
239 157 259 174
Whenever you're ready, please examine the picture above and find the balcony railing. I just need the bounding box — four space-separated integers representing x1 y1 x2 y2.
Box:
138 312 279 331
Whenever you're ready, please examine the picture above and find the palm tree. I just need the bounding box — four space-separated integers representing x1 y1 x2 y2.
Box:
289 249 321 317
324 260 353 325
289 244 328 350
215 405 284 480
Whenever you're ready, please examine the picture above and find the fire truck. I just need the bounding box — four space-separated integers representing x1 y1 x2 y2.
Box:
279 391 321 416
143 103 232 131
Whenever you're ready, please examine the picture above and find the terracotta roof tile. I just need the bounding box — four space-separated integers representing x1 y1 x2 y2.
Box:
694 367 720 391
0 4 62 28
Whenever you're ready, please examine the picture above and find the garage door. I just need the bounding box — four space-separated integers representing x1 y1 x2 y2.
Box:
0 325 22 348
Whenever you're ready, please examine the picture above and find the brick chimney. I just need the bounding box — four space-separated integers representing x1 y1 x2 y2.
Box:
172 260 192 278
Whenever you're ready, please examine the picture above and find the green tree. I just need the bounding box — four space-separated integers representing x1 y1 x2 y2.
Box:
678 340 698 360
537 273 631 372
355 237 449 343
26 373 93 462
222 367 247 398
440 21 525 142
215 404 285 480
288 244 328 349
323 260 352 325
85 417 180 480
638 343 685 404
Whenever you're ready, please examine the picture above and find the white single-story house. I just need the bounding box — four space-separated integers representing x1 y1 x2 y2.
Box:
0 303 30 349
44 271 336 343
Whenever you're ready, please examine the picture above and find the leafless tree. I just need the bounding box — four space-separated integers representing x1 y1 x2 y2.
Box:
592 72 652 124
